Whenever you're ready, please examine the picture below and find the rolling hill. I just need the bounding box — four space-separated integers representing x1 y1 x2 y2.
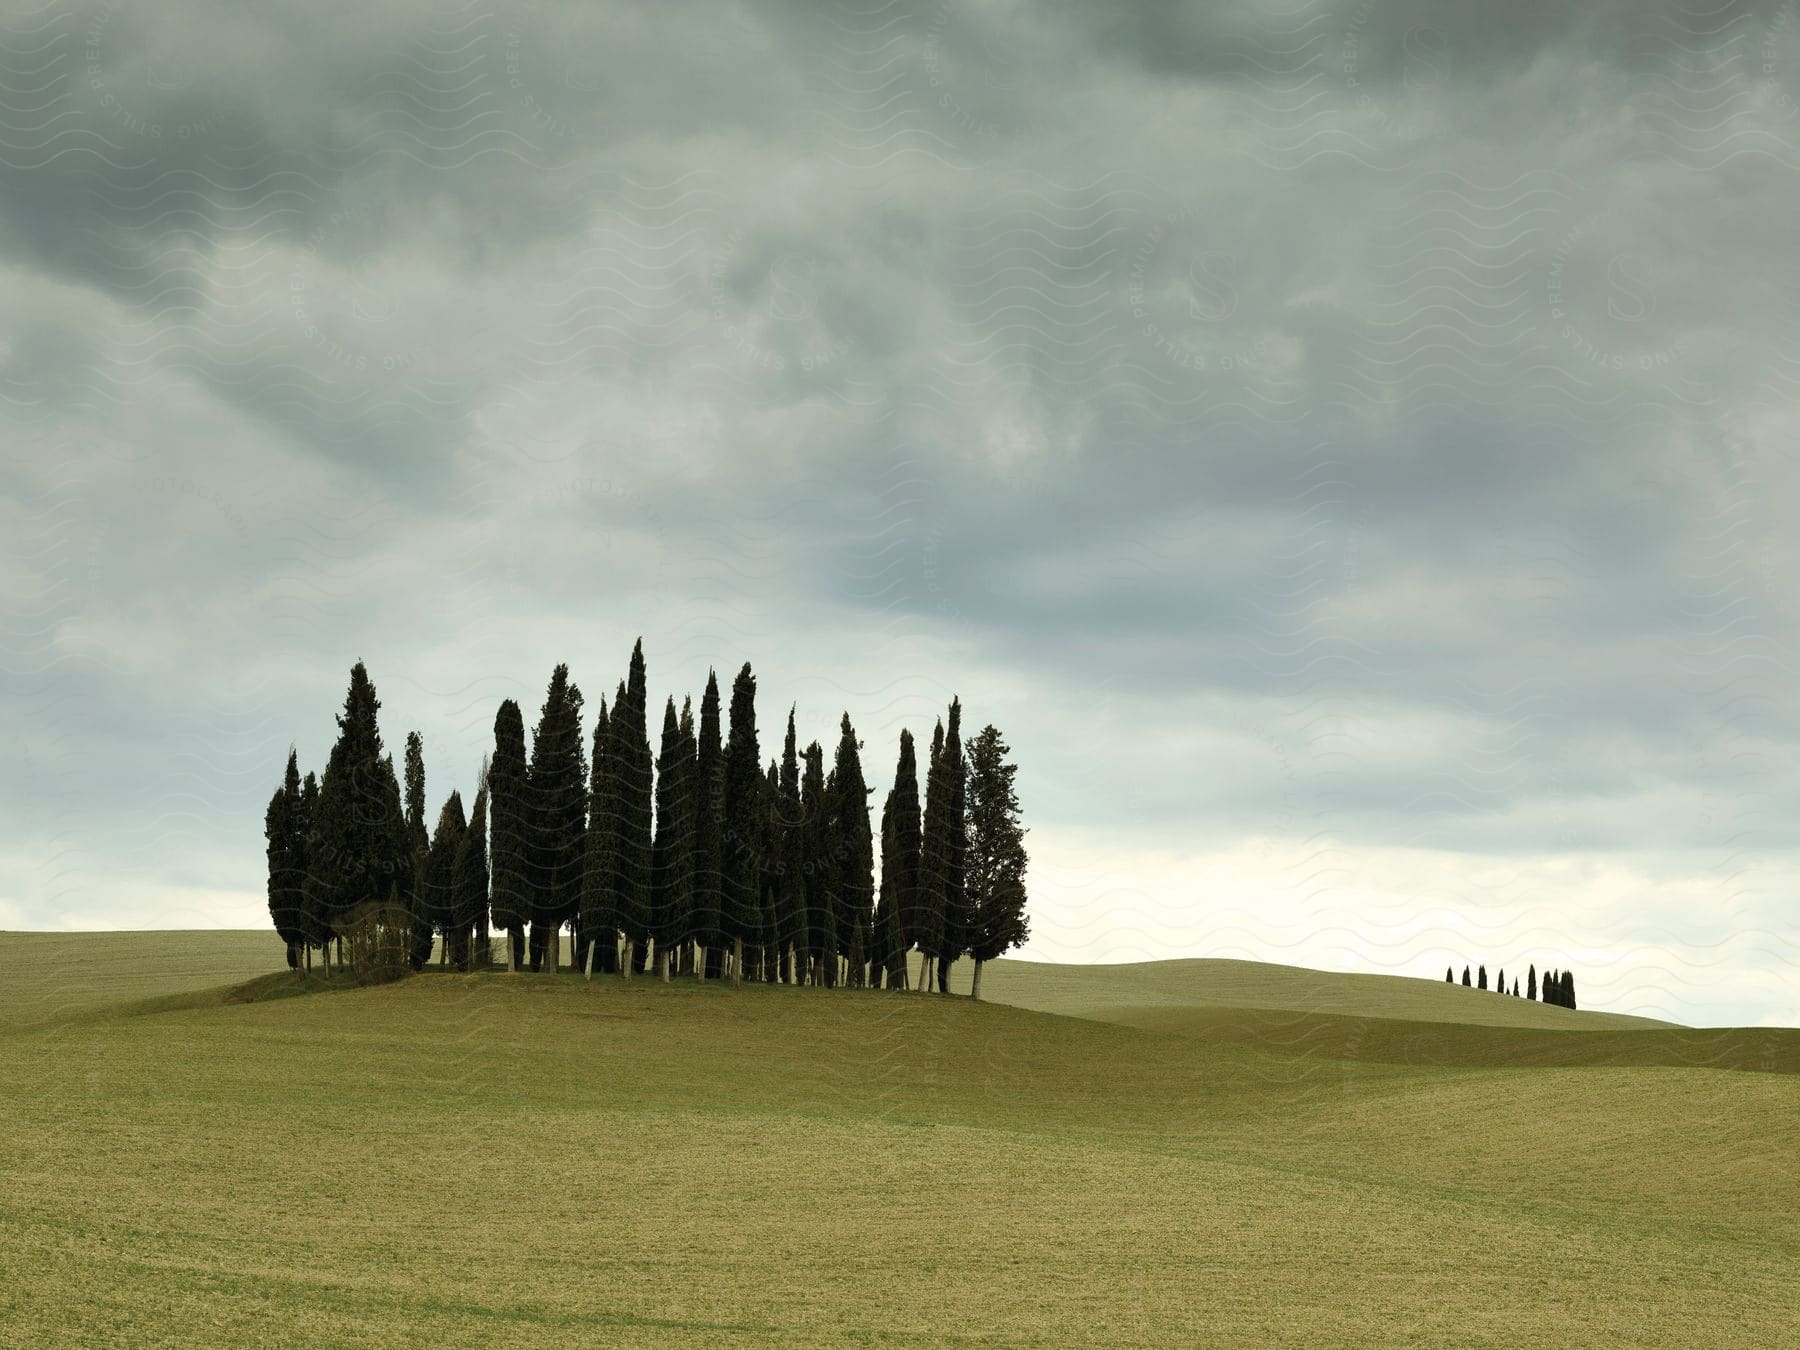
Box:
0 931 1794 1345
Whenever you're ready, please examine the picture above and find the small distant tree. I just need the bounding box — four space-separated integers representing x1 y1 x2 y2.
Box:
1511 978 1519 997
1563 970 1577 1010
1444 967 1453 983
1495 967 1504 994
1477 964 1488 991
1527 964 1537 1000
1462 965 1471 986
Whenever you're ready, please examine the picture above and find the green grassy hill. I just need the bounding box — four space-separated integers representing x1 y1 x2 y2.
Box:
1 932 1794 1346
970 954 1672 1029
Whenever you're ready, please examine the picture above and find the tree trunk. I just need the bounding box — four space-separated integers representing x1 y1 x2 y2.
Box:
656 947 669 982
585 939 596 980
971 960 983 1001
622 937 634 981
732 937 743 988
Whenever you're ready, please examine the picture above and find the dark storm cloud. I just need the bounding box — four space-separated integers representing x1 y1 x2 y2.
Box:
2 0 1797 1023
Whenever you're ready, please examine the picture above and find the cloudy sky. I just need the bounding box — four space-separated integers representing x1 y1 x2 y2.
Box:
5 0 1800 1025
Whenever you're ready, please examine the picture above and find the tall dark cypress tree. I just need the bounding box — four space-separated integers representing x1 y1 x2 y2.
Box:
1527 964 1537 1001
579 694 617 974
721 663 763 986
761 760 784 982
403 732 432 963
678 698 699 975
452 770 489 969
302 662 412 971
801 740 830 984
615 642 654 978
421 791 466 968
1444 967 1453 983
1461 965 1471 986
913 719 948 990
1496 967 1505 995
1563 970 1577 1010
526 665 586 972
772 708 806 984
296 770 320 966
1477 964 1488 991
489 699 530 970
882 729 923 991
963 724 1029 1001
693 671 724 979
827 713 874 988
651 696 695 980
264 749 306 968
940 699 968 993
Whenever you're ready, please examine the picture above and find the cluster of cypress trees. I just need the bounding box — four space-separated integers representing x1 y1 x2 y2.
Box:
265 646 1032 996
1445 961 1577 1010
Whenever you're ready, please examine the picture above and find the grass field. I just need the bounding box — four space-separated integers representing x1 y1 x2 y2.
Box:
1 932 1796 1346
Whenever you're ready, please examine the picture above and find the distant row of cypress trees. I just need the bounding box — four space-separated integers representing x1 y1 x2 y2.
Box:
1446 962 1577 1010
265 646 1031 997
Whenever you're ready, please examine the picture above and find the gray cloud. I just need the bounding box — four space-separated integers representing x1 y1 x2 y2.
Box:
2 0 1797 1024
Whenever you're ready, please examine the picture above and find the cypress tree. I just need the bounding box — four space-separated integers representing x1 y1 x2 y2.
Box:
579 694 617 974
1461 965 1471 986
762 760 785 982
422 791 466 967
940 700 968 994
297 770 320 968
914 719 948 990
302 663 411 971
1563 970 1577 1010
801 740 830 984
773 708 806 984
1511 978 1519 997
651 696 695 981
827 713 874 988
694 671 724 980
873 788 896 989
1527 964 1537 1001
488 699 530 971
403 732 432 964
615 642 654 978
721 663 763 986
452 770 489 969
1477 964 1488 991
264 749 306 968
883 730 923 990
963 724 1029 1001
526 665 586 972
678 698 698 975
1496 967 1505 995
